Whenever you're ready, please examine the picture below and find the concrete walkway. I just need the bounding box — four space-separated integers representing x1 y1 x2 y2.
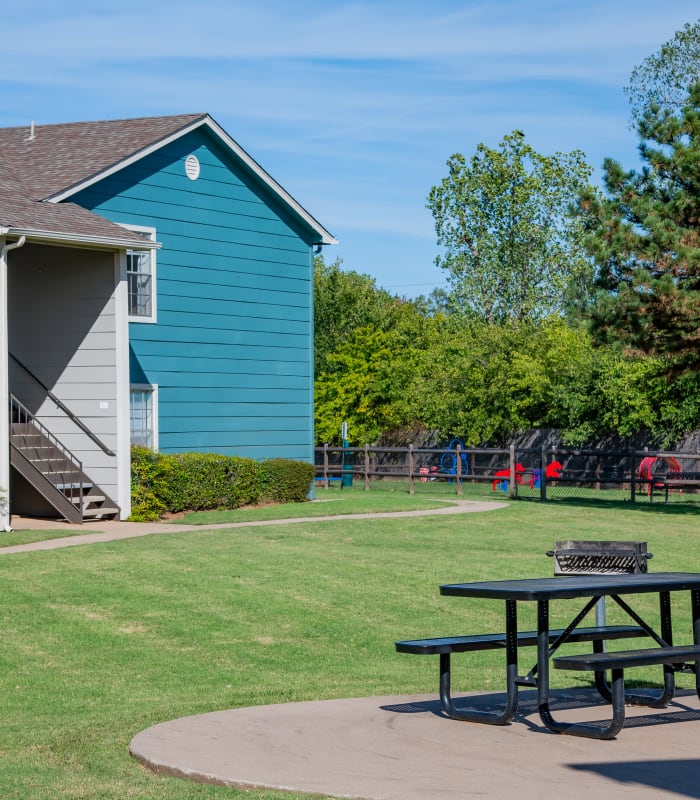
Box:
130 688 700 799
2 498 508 555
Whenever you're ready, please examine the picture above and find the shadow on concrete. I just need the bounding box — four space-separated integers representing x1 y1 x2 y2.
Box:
381 688 700 731
570 760 700 798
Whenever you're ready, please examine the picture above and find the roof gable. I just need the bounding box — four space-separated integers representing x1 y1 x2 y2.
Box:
0 114 336 246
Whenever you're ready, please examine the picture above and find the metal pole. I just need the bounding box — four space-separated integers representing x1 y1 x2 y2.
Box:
456 444 463 496
540 446 547 502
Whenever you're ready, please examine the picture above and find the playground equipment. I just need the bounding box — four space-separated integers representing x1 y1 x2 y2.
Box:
492 463 525 492
529 460 563 489
419 466 438 482
440 438 468 479
638 456 681 496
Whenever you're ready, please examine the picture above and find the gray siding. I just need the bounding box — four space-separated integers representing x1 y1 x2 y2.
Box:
8 244 120 503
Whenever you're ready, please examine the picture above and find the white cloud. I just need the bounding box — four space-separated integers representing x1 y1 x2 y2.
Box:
2 0 698 293
5 1 698 69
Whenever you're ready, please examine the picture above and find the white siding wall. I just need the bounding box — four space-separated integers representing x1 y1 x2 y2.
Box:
8 244 120 505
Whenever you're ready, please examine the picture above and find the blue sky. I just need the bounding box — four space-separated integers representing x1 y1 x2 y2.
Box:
3 2 699 296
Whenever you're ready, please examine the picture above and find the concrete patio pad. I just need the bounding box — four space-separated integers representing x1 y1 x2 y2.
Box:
130 688 700 800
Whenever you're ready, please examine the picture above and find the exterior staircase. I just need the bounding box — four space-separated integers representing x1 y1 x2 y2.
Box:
10 395 120 523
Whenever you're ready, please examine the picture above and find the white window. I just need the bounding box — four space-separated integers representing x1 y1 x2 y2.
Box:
130 385 158 450
123 225 157 322
127 250 152 317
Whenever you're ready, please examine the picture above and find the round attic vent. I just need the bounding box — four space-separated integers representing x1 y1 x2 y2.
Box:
185 155 200 180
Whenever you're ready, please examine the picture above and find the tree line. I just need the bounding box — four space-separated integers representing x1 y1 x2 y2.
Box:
314 21 700 448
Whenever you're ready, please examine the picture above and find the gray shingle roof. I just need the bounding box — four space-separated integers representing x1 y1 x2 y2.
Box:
0 114 206 199
0 191 150 245
0 114 207 246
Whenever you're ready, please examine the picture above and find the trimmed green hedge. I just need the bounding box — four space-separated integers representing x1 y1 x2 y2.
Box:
130 447 314 521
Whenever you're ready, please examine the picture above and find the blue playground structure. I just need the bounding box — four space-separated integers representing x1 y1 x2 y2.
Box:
440 438 469 479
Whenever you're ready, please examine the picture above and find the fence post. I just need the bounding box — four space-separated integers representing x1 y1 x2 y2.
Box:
509 444 516 498
540 446 547 502
456 444 463 496
364 444 370 491
630 451 637 504
408 444 415 495
323 443 329 489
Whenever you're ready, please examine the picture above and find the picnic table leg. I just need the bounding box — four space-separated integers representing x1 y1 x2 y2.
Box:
439 599 519 725
536 599 554 726
537 599 625 739
693 590 700 699
600 593 676 707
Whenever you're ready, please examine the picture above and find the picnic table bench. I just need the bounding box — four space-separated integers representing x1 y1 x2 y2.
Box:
396 625 648 724
552 644 700 738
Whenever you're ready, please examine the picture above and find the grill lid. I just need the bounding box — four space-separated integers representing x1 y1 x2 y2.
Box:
546 540 652 575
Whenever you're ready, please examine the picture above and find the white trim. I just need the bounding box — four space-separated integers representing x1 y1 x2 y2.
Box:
130 383 159 452
44 115 338 246
121 224 157 324
4 228 159 251
114 251 132 519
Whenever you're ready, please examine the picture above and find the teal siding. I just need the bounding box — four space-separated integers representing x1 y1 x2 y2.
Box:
72 128 316 461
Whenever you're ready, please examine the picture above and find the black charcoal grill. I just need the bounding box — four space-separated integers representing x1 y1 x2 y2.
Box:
546 541 653 629
546 540 652 576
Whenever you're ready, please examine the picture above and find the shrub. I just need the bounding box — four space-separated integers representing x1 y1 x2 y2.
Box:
129 446 170 521
129 448 312 520
226 456 263 507
160 453 250 512
260 459 315 503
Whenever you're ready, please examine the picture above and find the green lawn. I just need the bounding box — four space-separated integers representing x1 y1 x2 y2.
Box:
175 486 454 524
1 494 698 799
0 529 97 548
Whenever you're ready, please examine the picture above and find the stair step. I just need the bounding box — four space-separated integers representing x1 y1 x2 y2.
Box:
43 470 82 476
71 495 106 506
82 507 119 518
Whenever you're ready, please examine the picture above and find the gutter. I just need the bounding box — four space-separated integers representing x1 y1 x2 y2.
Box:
5 228 160 251
0 234 27 532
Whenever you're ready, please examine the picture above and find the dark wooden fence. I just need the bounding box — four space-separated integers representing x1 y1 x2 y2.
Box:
314 444 700 505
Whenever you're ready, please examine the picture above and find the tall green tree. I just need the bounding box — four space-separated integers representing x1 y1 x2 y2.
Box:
579 84 700 375
625 19 700 127
313 255 399 376
427 131 595 324
314 302 430 444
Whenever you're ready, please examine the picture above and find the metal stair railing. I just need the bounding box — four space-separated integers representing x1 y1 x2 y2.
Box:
10 353 115 457
10 394 84 505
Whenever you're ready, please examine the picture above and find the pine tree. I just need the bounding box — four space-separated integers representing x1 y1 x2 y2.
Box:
580 83 700 374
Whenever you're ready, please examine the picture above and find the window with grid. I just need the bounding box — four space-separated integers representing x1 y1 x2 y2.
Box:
130 387 154 449
122 225 156 322
127 250 152 317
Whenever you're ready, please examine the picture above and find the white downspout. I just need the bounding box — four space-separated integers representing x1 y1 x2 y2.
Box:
0 234 26 532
